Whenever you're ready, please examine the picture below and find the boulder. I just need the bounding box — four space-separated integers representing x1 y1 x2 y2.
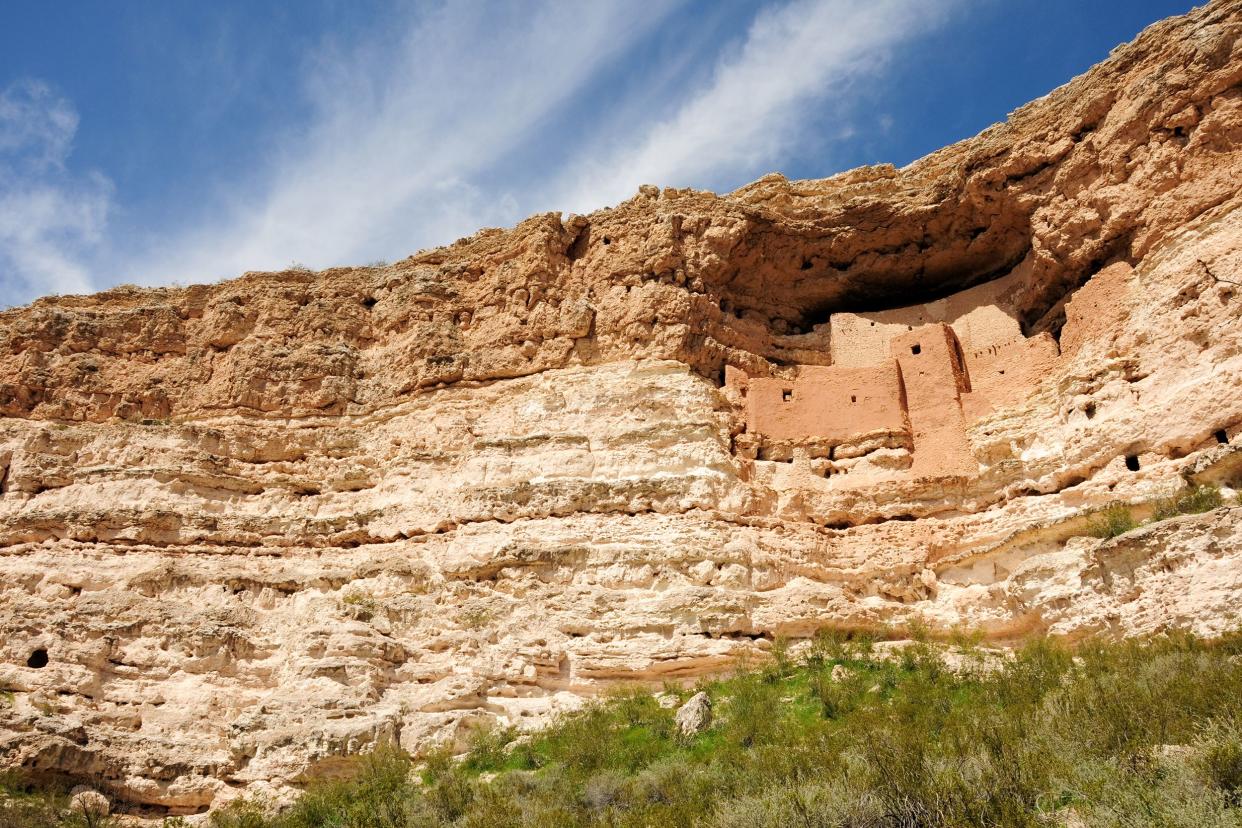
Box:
675 692 712 737
69 786 110 818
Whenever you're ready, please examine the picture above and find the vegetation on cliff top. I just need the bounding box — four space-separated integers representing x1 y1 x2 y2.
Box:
5 632 1242 827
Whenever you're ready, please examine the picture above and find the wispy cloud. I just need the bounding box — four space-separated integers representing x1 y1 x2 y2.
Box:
128 0 962 287
554 0 961 212
2 0 963 301
0 80 112 302
129 0 683 284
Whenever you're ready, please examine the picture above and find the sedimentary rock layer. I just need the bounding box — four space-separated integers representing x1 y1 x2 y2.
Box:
1 0 1241 816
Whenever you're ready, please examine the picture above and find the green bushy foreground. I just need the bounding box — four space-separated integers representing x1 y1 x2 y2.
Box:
5 634 1241 827
203 633 1242 828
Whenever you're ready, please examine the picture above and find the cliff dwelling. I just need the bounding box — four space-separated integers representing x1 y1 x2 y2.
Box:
726 263 1118 483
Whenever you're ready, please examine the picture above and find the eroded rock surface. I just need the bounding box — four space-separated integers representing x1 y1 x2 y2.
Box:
2 0 1242 817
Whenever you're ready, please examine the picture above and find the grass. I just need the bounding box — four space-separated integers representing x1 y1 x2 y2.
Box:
193 630 1242 828
1085 483 1228 539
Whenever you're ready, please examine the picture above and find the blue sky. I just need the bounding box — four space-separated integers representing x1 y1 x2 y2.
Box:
0 0 1198 308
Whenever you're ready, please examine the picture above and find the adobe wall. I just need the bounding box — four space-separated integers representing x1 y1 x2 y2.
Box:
829 267 1027 368
741 362 907 453
1060 262 1135 359
962 333 1060 420
891 324 977 477
731 322 981 479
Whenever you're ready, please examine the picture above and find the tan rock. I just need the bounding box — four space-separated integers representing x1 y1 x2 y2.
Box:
69 786 110 817
654 693 680 710
674 692 712 737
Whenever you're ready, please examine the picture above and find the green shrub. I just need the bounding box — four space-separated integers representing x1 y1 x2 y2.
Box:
1194 716 1242 805
807 665 863 720
760 636 793 683
339 588 381 620
463 724 517 773
1085 486 1226 543
1152 484 1225 522
1085 501 1139 538
208 796 272 828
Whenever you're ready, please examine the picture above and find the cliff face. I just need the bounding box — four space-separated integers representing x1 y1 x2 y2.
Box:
2 0 1242 816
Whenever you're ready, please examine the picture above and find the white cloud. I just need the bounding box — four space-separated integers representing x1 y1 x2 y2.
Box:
554 0 960 212
128 0 960 287
3 0 962 300
0 80 112 304
130 0 683 284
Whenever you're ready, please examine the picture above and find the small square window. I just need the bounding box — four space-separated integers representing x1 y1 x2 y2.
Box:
911 344 921 355
782 389 793 402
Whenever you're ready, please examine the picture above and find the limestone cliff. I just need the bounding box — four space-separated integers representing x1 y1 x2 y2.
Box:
2 0 1242 817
